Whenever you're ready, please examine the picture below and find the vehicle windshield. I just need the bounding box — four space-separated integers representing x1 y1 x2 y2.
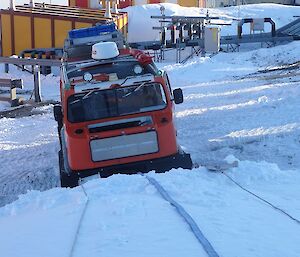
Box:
67 83 167 123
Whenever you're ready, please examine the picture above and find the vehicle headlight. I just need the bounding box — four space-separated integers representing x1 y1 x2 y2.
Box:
83 72 93 82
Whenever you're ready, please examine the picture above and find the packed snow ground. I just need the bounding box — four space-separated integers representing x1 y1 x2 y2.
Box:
1 3 300 257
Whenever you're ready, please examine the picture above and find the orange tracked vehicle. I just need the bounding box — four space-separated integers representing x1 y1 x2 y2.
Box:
54 23 193 187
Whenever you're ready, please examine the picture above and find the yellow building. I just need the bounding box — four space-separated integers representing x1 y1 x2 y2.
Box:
0 3 128 57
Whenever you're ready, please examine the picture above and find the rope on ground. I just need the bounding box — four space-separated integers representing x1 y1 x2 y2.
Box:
221 171 300 225
68 184 90 257
143 174 220 257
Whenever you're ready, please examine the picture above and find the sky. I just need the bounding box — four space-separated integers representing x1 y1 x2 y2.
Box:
0 0 68 9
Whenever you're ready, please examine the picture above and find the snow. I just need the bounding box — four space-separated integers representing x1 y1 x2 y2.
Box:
124 3 300 42
0 101 10 110
150 167 300 257
1 3 300 257
0 65 60 112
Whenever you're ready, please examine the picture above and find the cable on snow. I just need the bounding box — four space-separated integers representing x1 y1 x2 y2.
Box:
221 171 300 225
68 184 90 257
143 174 220 257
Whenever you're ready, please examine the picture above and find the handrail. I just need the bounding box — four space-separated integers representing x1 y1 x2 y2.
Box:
0 57 61 67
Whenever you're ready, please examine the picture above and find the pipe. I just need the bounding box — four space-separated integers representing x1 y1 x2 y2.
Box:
99 0 104 9
104 0 112 18
112 0 119 13
161 27 167 47
170 25 176 45
9 0 16 10
238 18 276 39
265 18 276 37
179 25 184 43
29 0 35 8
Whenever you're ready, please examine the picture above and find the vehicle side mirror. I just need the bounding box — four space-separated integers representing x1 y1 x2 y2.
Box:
173 88 184 104
53 104 63 122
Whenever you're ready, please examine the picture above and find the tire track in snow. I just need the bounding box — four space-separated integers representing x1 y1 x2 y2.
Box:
150 170 300 257
143 174 220 257
67 177 208 257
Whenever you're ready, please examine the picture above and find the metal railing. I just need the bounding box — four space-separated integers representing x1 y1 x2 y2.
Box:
0 57 62 103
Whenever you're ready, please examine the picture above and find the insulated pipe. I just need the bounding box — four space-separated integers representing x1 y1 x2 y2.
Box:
238 18 276 39
170 25 176 45
161 27 167 47
112 0 119 13
179 25 185 43
265 18 276 37
187 23 193 40
104 0 112 18
9 0 15 10
99 0 104 9
190 24 196 40
29 0 35 8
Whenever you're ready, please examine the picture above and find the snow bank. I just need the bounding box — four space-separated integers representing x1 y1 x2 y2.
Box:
162 40 300 87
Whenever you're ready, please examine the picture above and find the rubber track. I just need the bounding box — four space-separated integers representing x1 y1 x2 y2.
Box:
143 175 220 257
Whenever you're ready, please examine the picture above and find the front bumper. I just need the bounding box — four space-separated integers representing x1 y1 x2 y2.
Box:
74 151 193 179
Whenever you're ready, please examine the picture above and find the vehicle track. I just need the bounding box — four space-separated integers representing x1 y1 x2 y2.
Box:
66 166 300 257
142 174 220 257
67 177 218 257
68 184 89 257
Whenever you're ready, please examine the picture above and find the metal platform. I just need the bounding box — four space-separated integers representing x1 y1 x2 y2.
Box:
129 16 300 60
276 17 300 39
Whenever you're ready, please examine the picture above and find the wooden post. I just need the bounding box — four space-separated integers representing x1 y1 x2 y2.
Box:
34 65 42 102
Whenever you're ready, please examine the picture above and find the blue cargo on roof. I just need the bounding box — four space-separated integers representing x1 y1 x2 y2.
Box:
69 23 117 39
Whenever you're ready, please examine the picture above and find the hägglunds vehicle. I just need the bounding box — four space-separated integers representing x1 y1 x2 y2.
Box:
54 23 193 187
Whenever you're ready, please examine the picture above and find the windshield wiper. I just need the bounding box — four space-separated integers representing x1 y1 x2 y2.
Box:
69 89 99 105
122 82 148 98
82 88 99 100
